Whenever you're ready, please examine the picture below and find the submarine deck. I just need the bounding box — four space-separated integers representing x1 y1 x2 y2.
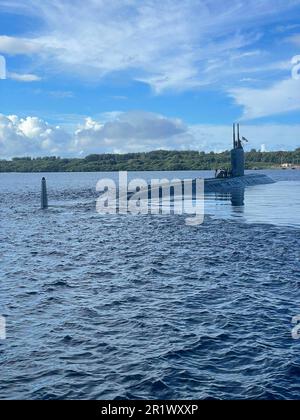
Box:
204 173 275 192
122 173 275 200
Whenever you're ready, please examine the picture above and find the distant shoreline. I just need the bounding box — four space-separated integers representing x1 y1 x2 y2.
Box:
0 166 300 175
1 149 299 173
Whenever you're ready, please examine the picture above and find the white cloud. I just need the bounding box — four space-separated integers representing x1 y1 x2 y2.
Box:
8 72 41 82
0 112 299 159
0 35 40 55
0 115 70 157
261 144 267 152
73 112 188 153
230 78 300 119
1 0 300 93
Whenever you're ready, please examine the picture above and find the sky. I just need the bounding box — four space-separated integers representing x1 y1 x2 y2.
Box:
0 0 300 158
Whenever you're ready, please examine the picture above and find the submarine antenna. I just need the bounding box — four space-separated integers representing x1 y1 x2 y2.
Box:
233 123 236 148
237 123 241 147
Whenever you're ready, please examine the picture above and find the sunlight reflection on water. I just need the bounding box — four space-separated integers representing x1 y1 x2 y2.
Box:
206 181 300 228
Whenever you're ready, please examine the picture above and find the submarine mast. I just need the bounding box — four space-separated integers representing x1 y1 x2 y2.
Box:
231 123 245 177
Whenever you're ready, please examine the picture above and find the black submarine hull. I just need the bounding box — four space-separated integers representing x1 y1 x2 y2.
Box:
123 173 275 201
204 173 275 192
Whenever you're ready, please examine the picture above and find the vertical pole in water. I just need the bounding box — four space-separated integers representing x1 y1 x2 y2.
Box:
41 177 48 209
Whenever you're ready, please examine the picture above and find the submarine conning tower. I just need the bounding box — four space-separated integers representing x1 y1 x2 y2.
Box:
231 123 245 177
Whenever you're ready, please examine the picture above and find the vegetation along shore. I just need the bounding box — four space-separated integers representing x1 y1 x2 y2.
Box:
1 149 299 172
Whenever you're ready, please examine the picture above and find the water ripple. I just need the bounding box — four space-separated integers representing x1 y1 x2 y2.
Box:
0 172 299 400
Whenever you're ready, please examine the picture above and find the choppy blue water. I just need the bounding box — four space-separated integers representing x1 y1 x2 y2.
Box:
0 170 299 400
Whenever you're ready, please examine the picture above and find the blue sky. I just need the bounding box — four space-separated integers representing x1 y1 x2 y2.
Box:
0 0 300 157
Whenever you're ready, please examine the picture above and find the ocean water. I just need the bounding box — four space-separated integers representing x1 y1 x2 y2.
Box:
0 170 299 400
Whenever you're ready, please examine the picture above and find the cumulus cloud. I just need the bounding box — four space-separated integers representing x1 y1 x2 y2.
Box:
0 112 299 159
73 112 189 154
1 0 300 93
0 115 70 157
0 112 190 158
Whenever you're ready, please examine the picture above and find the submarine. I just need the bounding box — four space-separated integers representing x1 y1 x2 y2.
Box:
99 123 275 208
204 123 275 193
132 123 275 204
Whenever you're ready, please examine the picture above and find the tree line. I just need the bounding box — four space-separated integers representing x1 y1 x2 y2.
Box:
0 148 299 172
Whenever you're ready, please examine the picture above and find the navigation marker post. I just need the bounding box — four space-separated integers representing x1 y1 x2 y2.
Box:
41 177 48 210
